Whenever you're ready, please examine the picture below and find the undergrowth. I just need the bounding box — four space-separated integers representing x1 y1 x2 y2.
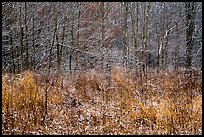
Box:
2 67 202 135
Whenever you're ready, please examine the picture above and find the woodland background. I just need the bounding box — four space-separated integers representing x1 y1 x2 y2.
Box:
2 2 202 74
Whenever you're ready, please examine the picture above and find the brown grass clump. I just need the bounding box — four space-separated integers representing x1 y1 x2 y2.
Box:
2 71 63 135
2 67 202 135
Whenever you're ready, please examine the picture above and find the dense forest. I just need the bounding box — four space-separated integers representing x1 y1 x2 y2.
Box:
2 2 202 135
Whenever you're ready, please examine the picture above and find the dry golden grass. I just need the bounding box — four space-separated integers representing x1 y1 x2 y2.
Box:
2 67 202 135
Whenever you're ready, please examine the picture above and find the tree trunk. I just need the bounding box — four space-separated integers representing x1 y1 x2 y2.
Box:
174 22 179 70
145 2 150 50
48 3 57 74
155 16 160 67
32 15 35 71
125 2 129 67
20 4 24 74
135 2 139 66
130 3 136 48
135 2 139 49
145 2 150 70
10 32 15 74
122 2 129 67
24 2 29 70
142 3 146 50
100 2 105 70
185 2 195 69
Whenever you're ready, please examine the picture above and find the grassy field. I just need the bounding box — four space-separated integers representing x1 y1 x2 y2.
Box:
2 67 202 135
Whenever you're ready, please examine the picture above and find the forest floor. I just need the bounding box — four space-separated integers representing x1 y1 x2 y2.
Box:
2 66 202 135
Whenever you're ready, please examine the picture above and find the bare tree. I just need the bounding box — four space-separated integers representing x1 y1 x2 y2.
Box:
19 4 24 74
48 3 58 74
185 2 196 69
24 2 29 70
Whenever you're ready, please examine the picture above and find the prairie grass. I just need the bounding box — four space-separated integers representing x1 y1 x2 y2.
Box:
2 67 202 135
